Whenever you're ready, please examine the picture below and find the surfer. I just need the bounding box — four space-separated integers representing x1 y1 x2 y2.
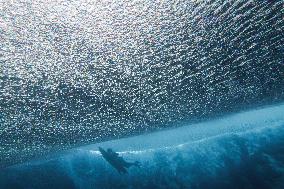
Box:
99 147 141 174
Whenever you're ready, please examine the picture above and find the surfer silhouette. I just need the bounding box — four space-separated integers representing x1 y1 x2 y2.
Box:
99 147 140 174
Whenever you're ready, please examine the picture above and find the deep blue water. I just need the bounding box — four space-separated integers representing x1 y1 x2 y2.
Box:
1 104 284 189
1 0 284 188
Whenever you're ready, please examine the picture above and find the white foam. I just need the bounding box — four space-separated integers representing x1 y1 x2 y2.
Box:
81 104 284 155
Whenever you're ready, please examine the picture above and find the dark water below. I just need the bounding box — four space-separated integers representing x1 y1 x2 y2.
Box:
1 104 284 189
1 0 284 168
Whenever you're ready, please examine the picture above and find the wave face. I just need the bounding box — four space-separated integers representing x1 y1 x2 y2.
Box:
1 104 284 189
0 0 284 168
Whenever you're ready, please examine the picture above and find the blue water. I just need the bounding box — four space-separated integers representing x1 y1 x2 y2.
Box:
1 104 284 189
1 0 284 188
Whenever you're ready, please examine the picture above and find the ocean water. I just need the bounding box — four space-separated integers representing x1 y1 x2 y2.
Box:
1 104 284 189
0 0 284 188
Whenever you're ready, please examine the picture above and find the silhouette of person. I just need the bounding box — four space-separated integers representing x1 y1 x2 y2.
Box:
99 147 141 174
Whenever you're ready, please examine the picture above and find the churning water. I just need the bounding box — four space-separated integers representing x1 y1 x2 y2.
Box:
0 0 284 188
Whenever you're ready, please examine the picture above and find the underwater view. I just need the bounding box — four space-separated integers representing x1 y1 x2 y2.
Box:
0 0 284 188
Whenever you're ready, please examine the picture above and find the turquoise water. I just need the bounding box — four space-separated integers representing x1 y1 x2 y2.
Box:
1 104 284 189
0 0 284 188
